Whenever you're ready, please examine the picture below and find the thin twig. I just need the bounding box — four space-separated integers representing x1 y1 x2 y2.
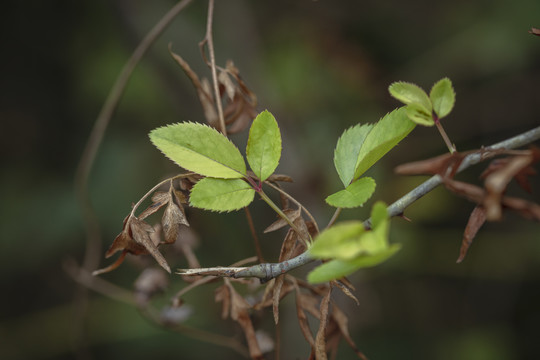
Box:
75 0 194 273
178 125 540 282
200 0 227 134
244 207 265 262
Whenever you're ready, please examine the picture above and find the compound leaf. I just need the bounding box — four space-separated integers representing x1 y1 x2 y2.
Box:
325 177 376 208
406 103 434 126
430 78 455 119
307 244 401 283
353 107 416 179
189 178 255 212
389 81 432 112
334 123 374 187
150 122 246 179
246 110 282 181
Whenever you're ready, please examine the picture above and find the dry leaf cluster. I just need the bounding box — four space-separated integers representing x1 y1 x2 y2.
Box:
396 146 540 263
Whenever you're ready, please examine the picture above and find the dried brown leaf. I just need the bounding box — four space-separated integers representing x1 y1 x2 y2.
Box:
227 280 263 359
331 302 368 359
501 196 540 221
332 280 359 306
266 174 294 183
130 217 171 273
395 151 466 178
484 154 534 220
264 208 302 233
272 275 285 324
169 47 218 127
315 287 332 360
218 69 235 100
457 206 487 263
138 191 170 220
443 179 485 204
293 280 316 348
529 27 540 36
162 201 189 244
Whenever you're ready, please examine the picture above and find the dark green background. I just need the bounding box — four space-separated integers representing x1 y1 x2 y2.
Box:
1 0 539 359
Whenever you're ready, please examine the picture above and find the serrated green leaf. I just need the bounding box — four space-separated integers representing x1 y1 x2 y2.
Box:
325 177 376 208
353 107 416 179
307 244 401 283
334 123 374 187
189 178 255 212
389 81 432 112
246 110 282 181
430 78 455 119
367 201 390 253
405 103 434 126
309 221 366 260
149 122 246 179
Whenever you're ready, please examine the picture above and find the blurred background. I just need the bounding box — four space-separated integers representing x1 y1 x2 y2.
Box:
1 0 539 359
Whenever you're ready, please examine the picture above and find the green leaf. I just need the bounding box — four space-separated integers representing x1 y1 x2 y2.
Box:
309 221 366 260
353 107 416 179
246 110 282 181
405 103 434 126
388 81 432 113
334 124 374 187
430 78 455 119
149 122 246 179
189 178 255 212
307 244 401 283
325 177 376 208
367 201 390 253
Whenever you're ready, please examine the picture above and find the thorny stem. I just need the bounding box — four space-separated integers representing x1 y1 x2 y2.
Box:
179 125 540 282
201 0 227 135
434 116 456 153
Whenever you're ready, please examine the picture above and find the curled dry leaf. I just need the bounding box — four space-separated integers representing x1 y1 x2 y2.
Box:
315 287 332 360
395 151 466 178
169 48 257 134
330 302 368 360
215 280 263 359
292 280 316 349
457 206 487 263
139 191 170 220
483 150 539 220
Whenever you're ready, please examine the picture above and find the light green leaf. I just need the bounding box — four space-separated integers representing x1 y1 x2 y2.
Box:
388 81 432 113
189 178 255 212
307 244 401 283
353 107 416 179
309 221 366 260
430 78 455 119
149 122 246 179
246 110 282 181
366 201 390 253
405 103 434 126
334 123 374 187
325 177 376 208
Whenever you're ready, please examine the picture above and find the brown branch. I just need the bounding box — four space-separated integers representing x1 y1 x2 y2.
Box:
199 0 227 135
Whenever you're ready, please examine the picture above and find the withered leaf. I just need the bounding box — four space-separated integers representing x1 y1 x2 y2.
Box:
218 69 235 101
264 208 302 233
139 191 170 220
215 284 231 319
293 281 316 348
130 217 171 273
331 302 368 360
272 275 285 325
162 201 189 244
529 27 540 36
315 287 332 360
457 206 487 263
395 151 466 178
484 154 535 220
501 196 540 221
266 174 294 183
218 280 263 359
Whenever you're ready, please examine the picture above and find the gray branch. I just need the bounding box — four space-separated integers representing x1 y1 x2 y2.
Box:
178 126 540 282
